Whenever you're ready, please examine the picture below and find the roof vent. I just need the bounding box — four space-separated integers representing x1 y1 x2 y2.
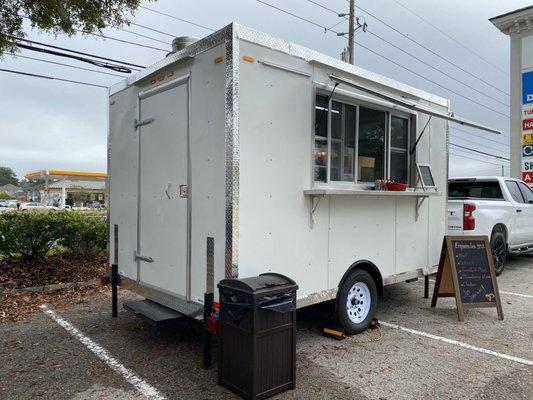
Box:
171 36 199 53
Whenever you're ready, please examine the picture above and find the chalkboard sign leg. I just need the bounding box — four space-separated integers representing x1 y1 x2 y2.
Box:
424 275 429 299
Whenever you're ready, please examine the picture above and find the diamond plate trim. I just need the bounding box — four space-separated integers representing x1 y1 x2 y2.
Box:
224 25 239 279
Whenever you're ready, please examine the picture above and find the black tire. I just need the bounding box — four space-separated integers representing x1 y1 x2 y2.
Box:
336 269 377 335
491 230 507 276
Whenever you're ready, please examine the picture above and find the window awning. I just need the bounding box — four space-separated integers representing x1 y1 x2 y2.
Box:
329 74 502 135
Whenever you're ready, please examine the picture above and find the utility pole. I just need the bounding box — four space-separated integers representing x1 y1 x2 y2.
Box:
348 0 355 64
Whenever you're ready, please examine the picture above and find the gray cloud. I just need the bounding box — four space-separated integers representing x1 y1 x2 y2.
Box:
0 0 527 178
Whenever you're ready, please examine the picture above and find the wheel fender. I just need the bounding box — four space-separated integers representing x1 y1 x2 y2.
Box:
491 223 508 244
337 260 383 297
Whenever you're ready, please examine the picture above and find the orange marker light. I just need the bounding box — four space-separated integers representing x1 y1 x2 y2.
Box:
242 54 255 63
214 56 224 64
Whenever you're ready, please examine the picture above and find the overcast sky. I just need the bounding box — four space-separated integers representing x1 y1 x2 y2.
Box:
0 0 529 179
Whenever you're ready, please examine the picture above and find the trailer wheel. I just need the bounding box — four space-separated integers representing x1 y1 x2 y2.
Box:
337 269 377 334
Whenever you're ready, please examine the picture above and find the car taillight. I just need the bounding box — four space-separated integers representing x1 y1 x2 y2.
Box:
464 203 476 231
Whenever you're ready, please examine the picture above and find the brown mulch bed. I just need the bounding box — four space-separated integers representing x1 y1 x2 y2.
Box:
0 252 107 291
0 285 109 323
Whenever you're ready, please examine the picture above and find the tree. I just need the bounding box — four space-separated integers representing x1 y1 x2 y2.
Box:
0 166 18 186
0 0 151 56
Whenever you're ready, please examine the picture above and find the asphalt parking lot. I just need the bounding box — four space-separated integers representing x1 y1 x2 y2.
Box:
1 256 531 400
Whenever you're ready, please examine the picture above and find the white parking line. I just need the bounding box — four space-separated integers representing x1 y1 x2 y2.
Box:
499 290 533 299
426 279 532 299
40 304 165 400
380 321 533 366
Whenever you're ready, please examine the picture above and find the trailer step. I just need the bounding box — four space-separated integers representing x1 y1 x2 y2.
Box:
123 299 186 326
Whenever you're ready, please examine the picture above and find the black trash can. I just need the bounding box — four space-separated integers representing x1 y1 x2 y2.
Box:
218 273 298 400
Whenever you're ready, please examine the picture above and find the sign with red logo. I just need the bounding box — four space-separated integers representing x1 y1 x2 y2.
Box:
523 118 533 131
522 171 533 183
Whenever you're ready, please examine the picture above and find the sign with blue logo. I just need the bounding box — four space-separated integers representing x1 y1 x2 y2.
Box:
523 71 533 105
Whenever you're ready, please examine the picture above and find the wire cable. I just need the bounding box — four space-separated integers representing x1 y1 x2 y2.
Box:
6 52 125 77
262 1 509 118
139 6 215 32
15 42 133 73
450 151 509 167
306 0 508 107
350 1 509 96
129 22 176 38
7 35 144 69
115 27 171 45
450 134 509 154
389 0 508 76
73 28 168 52
451 126 510 145
450 143 510 161
0 67 107 88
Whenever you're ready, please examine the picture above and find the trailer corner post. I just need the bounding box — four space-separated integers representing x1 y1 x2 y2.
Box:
112 263 118 318
203 292 214 369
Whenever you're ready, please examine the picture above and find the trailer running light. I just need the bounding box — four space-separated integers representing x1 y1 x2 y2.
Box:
242 54 255 63
464 203 476 231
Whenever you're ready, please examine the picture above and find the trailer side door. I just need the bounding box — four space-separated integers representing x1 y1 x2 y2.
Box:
136 76 190 299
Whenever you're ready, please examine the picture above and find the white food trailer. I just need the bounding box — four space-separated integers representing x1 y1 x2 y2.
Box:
108 23 500 333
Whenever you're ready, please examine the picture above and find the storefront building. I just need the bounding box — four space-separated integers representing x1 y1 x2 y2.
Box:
491 6 533 183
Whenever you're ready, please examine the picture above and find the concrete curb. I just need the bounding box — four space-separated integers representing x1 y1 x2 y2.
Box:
0 279 100 295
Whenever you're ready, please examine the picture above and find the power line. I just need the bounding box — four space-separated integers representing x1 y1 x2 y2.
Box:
15 42 133 73
306 0 509 109
8 35 144 69
450 151 509 167
139 6 215 32
349 1 509 96
450 143 510 161
263 1 509 118
0 67 107 88
130 22 176 39
257 1 340 34
450 134 509 154
73 28 168 52
115 27 171 45
6 52 125 77
451 126 510 145
389 0 508 76
365 29 509 108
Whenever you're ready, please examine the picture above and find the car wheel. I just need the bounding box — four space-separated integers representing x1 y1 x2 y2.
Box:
491 231 507 276
336 269 377 334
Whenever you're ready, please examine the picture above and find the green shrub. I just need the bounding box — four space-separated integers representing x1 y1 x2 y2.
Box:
60 212 107 258
0 211 107 261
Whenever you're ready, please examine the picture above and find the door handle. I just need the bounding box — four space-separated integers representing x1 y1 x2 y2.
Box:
165 183 172 199
517 209 523 213
134 251 154 263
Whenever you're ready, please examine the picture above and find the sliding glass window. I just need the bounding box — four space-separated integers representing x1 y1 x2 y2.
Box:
390 115 409 183
314 94 410 185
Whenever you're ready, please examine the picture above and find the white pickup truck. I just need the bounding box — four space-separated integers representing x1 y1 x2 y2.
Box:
448 176 533 275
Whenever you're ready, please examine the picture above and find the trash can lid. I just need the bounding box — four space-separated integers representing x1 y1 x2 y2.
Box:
218 273 298 295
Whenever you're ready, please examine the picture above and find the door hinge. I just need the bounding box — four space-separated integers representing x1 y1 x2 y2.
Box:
134 118 154 130
134 251 154 263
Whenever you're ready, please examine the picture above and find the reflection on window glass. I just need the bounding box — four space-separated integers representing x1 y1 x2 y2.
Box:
343 104 356 181
314 95 328 181
330 101 342 181
358 107 385 182
390 116 409 183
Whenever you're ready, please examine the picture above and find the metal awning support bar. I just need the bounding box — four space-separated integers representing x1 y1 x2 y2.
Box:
329 74 502 135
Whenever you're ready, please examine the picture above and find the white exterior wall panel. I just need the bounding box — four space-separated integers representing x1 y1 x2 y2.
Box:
188 44 227 304
237 41 331 298
108 86 138 279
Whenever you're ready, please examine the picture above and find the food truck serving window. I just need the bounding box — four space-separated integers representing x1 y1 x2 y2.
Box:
314 95 410 184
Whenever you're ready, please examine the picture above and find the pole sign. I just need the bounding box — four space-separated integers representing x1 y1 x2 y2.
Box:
522 71 533 185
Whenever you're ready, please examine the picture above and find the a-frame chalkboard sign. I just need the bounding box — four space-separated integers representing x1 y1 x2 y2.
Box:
431 236 504 321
